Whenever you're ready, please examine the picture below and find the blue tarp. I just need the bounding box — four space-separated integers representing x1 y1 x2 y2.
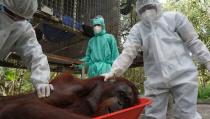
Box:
62 16 82 31
42 23 76 42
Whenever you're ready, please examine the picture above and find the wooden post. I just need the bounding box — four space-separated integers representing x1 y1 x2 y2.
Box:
81 65 85 79
73 0 77 31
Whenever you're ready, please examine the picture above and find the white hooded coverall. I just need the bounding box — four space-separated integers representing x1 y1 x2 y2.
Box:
0 0 52 98
107 0 210 119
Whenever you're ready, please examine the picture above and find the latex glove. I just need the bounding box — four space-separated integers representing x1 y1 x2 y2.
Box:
101 72 115 82
36 84 54 98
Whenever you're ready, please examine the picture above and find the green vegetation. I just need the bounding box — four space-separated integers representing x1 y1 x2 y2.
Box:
0 67 33 96
198 83 210 100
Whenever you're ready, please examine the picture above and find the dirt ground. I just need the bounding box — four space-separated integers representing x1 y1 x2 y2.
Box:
140 104 210 119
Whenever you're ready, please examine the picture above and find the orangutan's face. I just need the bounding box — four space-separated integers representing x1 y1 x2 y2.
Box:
114 82 136 108
95 81 138 116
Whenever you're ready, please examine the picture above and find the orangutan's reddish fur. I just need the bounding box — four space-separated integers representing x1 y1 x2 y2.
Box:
0 72 139 119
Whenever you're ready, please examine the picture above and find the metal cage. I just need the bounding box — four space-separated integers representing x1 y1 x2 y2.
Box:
37 0 120 37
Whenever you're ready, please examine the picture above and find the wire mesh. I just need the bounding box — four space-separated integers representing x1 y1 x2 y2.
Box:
37 0 120 37
76 0 120 37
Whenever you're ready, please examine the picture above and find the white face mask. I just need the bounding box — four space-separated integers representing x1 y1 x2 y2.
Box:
141 9 158 22
93 26 102 34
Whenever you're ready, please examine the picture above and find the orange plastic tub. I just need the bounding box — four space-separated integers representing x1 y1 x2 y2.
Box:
93 98 152 119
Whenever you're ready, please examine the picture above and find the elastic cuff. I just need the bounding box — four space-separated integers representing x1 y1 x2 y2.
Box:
31 80 49 88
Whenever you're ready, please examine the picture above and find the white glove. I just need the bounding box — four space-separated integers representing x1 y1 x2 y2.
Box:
36 84 54 98
101 72 115 82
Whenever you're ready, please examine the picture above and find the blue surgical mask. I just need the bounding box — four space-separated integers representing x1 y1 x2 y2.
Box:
0 4 5 12
0 4 26 21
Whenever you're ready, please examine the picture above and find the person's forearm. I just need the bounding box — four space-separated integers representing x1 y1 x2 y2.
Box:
185 39 210 64
111 46 139 76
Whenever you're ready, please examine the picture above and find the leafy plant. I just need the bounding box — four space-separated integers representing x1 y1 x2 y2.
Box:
198 84 210 99
123 67 145 94
0 67 33 96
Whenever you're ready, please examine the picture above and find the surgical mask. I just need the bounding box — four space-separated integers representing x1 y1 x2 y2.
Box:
0 5 25 21
141 9 158 22
0 4 4 12
93 26 102 34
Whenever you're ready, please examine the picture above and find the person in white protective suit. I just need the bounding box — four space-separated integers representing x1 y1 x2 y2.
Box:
103 0 210 119
0 0 53 98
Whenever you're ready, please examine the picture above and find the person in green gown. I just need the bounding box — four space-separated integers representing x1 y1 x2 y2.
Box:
82 15 119 78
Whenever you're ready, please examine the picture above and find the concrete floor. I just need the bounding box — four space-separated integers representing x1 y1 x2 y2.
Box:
139 104 210 119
